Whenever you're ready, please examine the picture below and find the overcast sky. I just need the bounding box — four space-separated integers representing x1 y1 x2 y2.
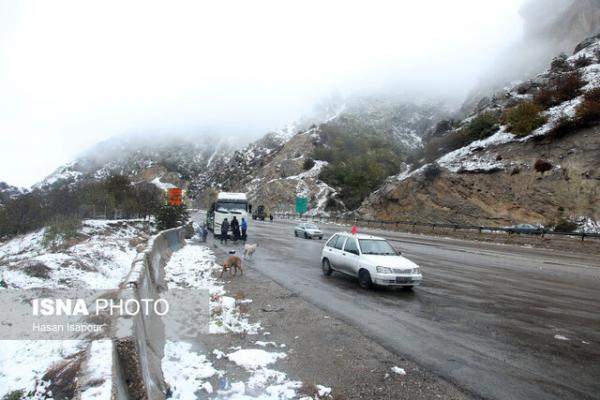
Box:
0 0 529 187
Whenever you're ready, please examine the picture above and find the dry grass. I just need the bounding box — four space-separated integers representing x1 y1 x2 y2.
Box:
40 351 85 400
21 261 51 279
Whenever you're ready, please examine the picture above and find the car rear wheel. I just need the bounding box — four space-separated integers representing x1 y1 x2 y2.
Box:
358 270 372 289
322 259 333 276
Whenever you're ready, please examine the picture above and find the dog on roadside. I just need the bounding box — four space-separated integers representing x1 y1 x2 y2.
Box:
220 255 243 278
243 243 258 259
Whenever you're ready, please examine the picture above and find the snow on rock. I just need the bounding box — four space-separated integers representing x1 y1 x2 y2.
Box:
226 349 287 370
575 216 600 234
391 366 407 375
526 97 583 139
434 129 515 174
554 334 570 341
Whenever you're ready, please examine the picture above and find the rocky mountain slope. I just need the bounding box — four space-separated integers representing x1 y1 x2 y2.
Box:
358 36 600 230
0 182 23 205
189 97 446 213
35 96 445 215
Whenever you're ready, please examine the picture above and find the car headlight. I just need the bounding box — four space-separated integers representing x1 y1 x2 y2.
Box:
376 266 393 274
412 267 421 275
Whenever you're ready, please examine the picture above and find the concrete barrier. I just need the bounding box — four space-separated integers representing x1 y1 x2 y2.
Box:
76 227 186 400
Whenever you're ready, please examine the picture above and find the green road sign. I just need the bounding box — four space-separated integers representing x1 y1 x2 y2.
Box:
295 196 308 214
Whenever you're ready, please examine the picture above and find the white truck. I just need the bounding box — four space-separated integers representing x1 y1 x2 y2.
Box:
206 192 250 236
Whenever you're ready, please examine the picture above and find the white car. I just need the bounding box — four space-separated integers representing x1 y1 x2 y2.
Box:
294 222 323 239
320 232 422 289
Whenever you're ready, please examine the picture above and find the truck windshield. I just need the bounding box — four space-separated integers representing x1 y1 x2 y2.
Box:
216 201 247 213
358 239 397 255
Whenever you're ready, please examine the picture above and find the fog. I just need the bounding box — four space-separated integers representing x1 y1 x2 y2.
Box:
0 0 543 187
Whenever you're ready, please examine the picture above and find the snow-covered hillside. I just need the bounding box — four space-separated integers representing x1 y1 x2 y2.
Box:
0 219 150 399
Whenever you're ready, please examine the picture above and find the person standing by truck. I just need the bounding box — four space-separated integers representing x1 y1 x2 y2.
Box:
241 217 248 240
231 216 240 242
220 218 230 244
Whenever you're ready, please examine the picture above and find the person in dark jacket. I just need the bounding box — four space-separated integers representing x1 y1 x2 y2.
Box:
220 218 229 244
231 216 240 242
241 218 248 240
269 213 273 222
201 223 208 243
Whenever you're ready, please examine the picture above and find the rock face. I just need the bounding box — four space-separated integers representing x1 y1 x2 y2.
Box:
359 126 600 226
358 35 600 228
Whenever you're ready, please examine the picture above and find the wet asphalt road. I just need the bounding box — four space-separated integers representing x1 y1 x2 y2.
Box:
204 215 600 400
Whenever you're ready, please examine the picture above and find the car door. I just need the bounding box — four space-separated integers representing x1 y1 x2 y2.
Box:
341 236 360 276
325 235 346 270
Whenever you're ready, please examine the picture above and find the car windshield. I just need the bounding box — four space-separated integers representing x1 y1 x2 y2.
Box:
305 224 319 229
358 239 397 255
216 201 247 213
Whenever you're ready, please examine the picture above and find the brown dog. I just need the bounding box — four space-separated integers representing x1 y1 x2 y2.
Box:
220 255 243 278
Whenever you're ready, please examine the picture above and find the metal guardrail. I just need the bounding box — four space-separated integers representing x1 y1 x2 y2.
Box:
274 213 600 242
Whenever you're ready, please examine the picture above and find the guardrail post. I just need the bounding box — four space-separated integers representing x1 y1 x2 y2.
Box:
454 224 458 231
479 227 482 234
432 224 435 231
582 232 585 242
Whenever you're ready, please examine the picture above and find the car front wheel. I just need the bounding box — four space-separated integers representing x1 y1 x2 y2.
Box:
322 259 333 276
304 232 309 239
358 270 372 289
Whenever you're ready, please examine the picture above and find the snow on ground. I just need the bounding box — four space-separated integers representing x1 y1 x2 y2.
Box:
162 341 220 398
554 335 570 341
164 244 260 334
0 219 149 398
162 242 332 399
80 340 114 400
0 340 83 398
391 366 407 376
227 349 286 370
